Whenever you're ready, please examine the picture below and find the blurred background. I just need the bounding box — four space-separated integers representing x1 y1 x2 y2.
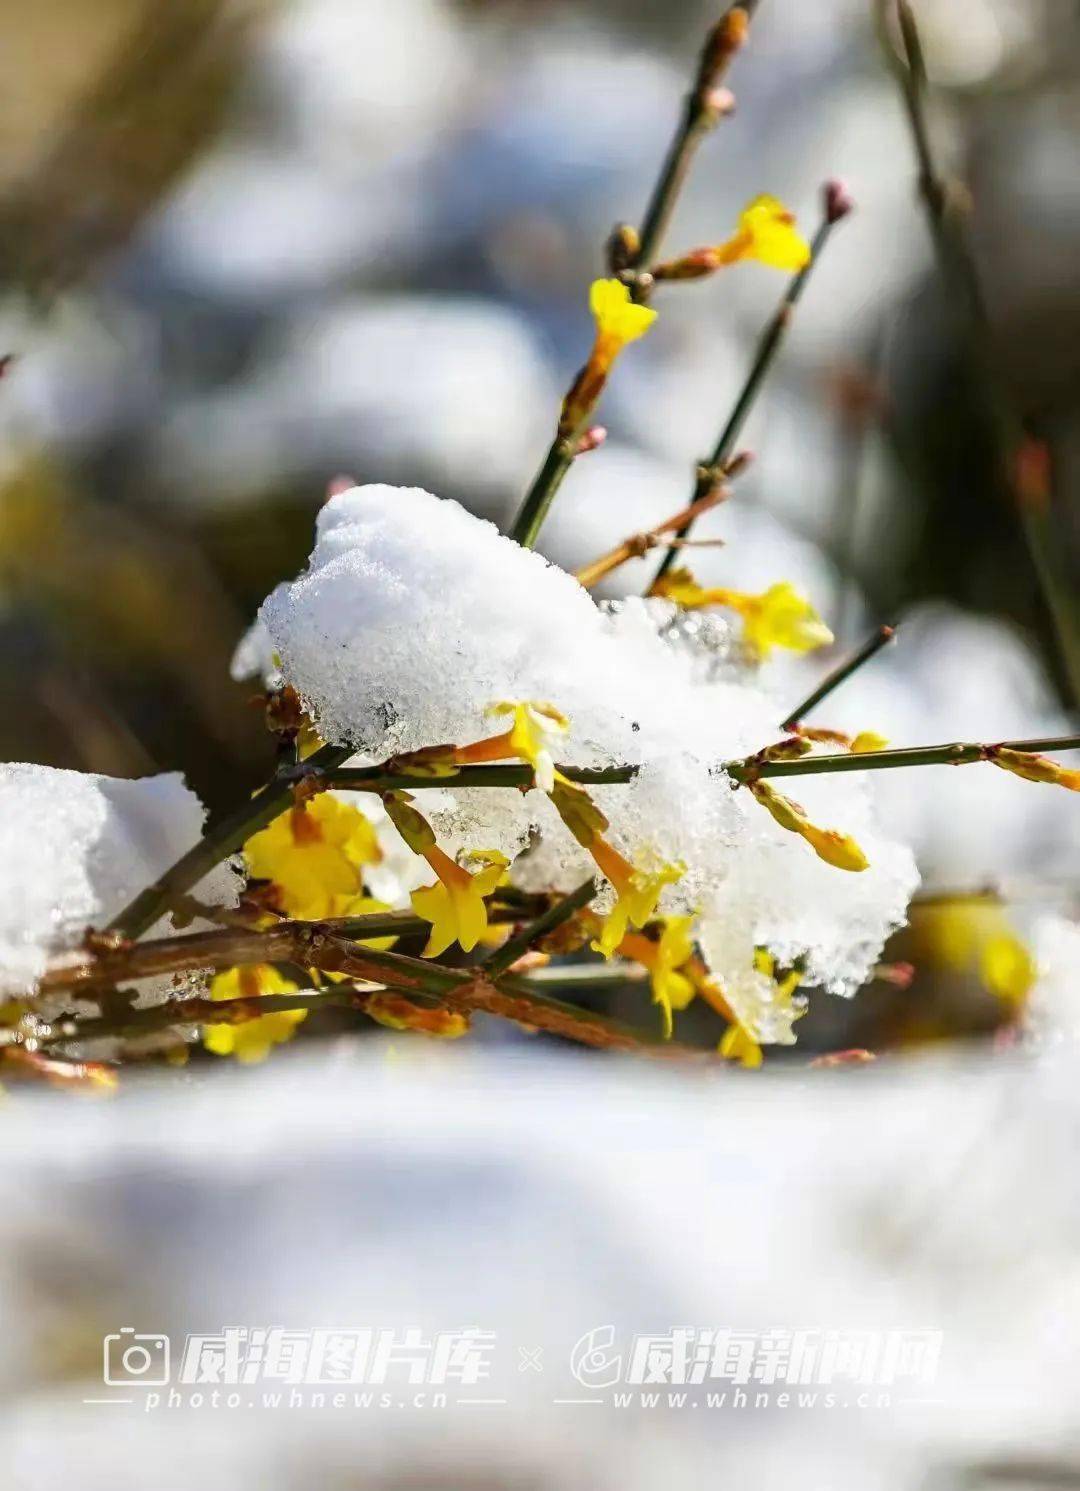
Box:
2 0 1079 1048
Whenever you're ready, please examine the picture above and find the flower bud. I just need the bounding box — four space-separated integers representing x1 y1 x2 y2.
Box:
823 178 855 224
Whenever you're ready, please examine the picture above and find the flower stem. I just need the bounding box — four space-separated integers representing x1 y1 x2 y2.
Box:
780 624 897 731
632 0 762 285
508 2 763 553
106 741 353 941
508 434 580 551
328 733 1080 792
649 208 838 588
481 877 597 978
745 735 1080 781
574 483 732 590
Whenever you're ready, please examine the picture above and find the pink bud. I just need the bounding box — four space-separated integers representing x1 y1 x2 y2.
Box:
326 474 357 498
577 426 608 456
823 178 855 224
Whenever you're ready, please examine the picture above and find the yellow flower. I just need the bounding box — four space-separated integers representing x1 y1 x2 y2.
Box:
917 902 1035 1013
489 700 569 793
204 964 306 1064
716 195 811 272
618 917 697 1039
652 572 832 659
990 747 1080 793
589 835 685 957
365 993 469 1039
750 780 869 872
244 794 381 920
589 278 658 368
719 1022 764 1068
981 933 1035 1008
851 731 889 754
452 700 570 793
411 846 509 958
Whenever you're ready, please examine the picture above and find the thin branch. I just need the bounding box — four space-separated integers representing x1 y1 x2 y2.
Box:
507 4 763 552
649 194 846 588
482 878 597 978
107 741 353 941
574 482 733 591
744 734 1080 781
879 0 1080 703
781 624 897 731
327 733 1080 791
631 1 761 285
33 920 697 1058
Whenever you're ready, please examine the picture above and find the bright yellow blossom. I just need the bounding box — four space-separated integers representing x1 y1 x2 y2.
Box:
851 731 889 754
652 571 832 659
750 780 868 872
203 964 306 1064
589 835 685 957
411 846 510 958
716 195 811 272
244 794 381 920
618 917 698 1039
451 700 569 793
589 278 658 369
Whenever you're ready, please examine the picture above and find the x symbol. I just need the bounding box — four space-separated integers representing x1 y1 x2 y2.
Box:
518 1346 544 1373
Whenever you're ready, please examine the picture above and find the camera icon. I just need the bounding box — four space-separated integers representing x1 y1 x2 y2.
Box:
103 1328 170 1387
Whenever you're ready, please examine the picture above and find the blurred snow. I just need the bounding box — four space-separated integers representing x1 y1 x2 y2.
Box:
0 764 236 995
3 1045 1080 1485
152 296 560 509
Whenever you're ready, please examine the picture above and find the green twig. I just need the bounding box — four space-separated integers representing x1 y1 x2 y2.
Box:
650 202 843 588
481 877 597 978
781 624 897 731
107 741 353 941
632 0 762 284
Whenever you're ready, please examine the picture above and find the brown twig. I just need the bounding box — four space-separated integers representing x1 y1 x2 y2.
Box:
574 482 734 590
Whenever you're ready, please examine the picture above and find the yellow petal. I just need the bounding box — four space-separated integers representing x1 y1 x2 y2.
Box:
981 933 1035 1008
588 278 657 347
851 732 889 754
719 1022 764 1068
736 195 812 271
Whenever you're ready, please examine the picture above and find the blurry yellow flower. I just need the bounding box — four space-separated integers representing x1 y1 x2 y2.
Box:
589 278 657 369
750 780 869 872
411 846 509 958
716 195 811 272
851 732 889 754
589 835 685 957
244 794 381 920
652 572 832 658
204 964 306 1064
981 933 1036 1008
719 1022 764 1068
917 902 1035 1013
618 917 698 1039
365 993 470 1039
990 747 1080 793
